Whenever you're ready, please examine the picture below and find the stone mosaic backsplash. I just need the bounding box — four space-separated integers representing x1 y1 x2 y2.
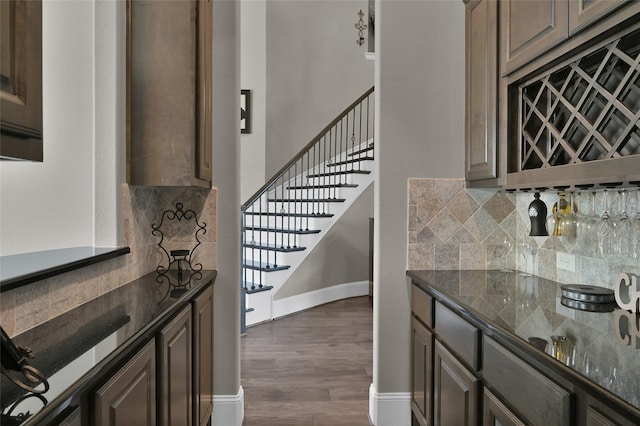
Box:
408 178 518 271
1 185 218 336
407 178 640 291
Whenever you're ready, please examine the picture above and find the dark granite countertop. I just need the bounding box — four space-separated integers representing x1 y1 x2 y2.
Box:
407 269 640 418
0 269 216 425
0 246 131 292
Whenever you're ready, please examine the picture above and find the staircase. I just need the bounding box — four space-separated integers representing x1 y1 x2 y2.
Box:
241 87 375 330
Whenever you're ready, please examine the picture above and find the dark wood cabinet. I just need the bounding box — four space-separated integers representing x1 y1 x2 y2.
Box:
464 0 498 185
433 340 479 426
568 0 629 34
483 388 525 426
500 0 568 75
158 305 193 426
94 340 156 426
411 317 432 426
0 0 43 161
193 285 214 426
410 279 640 426
127 0 212 187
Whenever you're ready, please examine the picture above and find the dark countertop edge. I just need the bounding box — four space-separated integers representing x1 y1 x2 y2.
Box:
406 269 640 421
27 269 217 425
0 246 131 292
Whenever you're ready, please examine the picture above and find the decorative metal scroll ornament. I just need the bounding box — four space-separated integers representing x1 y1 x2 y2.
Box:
1 393 48 426
152 203 206 295
615 272 639 313
355 9 367 46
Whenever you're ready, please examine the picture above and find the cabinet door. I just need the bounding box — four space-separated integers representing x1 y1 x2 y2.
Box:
434 340 479 426
500 0 568 75
158 305 193 426
483 388 525 426
465 0 498 183
411 316 433 426
196 0 213 183
127 0 212 187
569 0 629 33
193 284 214 426
0 0 43 161
94 340 156 426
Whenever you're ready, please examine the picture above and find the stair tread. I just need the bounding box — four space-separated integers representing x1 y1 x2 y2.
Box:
243 226 322 234
243 242 306 252
268 198 345 203
327 157 374 167
307 170 371 178
243 260 290 272
348 146 374 156
287 183 358 189
243 212 334 218
243 284 274 294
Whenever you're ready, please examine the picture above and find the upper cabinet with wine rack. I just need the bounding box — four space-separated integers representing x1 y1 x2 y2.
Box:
465 0 640 189
501 0 640 190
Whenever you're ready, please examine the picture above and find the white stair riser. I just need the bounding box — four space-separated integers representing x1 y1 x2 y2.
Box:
242 250 287 267
243 215 326 229
263 201 341 215
275 188 352 200
242 231 307 248
245 290 272 325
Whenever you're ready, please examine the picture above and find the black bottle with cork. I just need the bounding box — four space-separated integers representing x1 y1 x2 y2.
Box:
528 192 548 236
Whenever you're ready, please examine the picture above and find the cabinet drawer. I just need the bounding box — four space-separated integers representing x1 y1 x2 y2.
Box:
483 336 571 426
411 285 433 328
434 302 480 370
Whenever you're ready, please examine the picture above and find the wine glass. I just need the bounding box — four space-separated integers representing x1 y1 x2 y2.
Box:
632 190 640 259
498 237 514 272
597 189 614 255
517 241 536 276
576 192 597 254
615 190 631 256
559 191 577 251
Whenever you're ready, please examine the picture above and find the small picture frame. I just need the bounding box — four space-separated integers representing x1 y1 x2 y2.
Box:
241 89 251 134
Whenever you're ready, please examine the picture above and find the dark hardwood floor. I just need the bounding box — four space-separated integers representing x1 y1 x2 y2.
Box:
241 296 373 426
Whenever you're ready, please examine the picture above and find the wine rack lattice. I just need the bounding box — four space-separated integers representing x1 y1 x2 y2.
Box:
520 27 640 171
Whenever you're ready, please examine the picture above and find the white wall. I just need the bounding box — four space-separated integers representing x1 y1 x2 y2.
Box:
265 0 374 178
0 1 122 256
372 1 465 424
212 0 242 404
240 0 266 202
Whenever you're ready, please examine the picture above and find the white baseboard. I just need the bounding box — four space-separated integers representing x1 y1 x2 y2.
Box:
368 383 412 426
272 281 369 319
212 386 244 426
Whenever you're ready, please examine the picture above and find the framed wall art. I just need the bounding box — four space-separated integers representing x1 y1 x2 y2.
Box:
241 89 251 134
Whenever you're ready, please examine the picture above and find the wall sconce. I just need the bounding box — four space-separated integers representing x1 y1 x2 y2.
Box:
355 9 367 46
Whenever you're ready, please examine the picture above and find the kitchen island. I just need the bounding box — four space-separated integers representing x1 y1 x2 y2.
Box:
408 269 640 426
1 269 216 425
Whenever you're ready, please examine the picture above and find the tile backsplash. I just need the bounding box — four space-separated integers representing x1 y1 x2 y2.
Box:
1 184 218 336
408 178 640 290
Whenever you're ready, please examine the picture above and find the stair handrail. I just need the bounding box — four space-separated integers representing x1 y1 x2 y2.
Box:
241 86 375 210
